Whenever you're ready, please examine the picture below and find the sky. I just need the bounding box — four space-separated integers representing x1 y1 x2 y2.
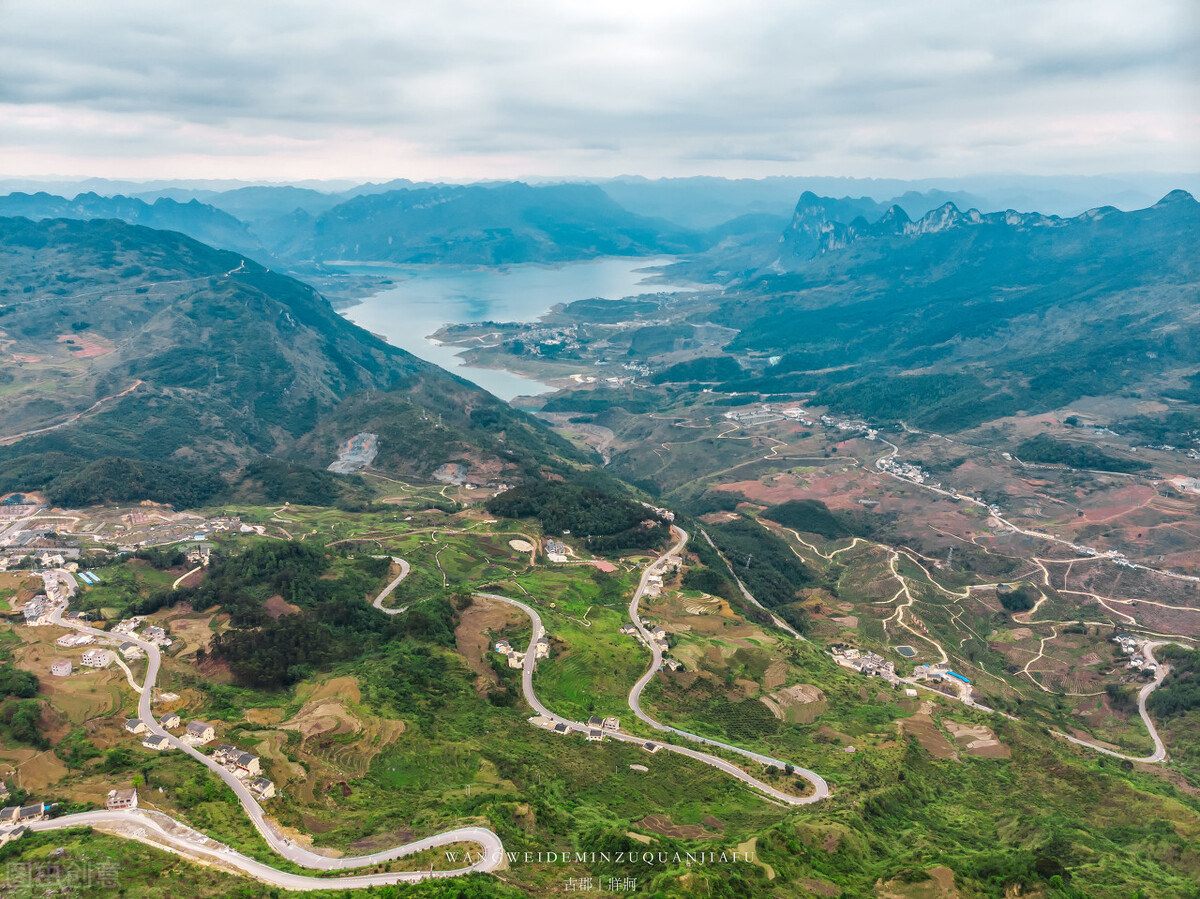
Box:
1 0 1196 182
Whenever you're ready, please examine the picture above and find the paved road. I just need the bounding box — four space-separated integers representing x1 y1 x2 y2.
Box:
700 529 805 640
24 810 498 889
39 532 833 885
1054 641 1181 763
373 557 412 614
476 529 831 807
624 529 829 804
47 605 504 882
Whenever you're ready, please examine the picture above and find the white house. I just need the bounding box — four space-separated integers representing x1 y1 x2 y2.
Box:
247 777 275 800
234 752 261 777
80 649 112 668
105 789 138 810
50 660 72 677
183 721 215 745
141 735 170 751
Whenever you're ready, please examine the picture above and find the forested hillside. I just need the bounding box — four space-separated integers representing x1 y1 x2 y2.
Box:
0 217 586 503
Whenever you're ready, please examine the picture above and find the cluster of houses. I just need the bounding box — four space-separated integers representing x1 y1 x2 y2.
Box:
618 622 682 671
40 570 72 603
212 745 273 798
21 596 56 627
49 614 152 678
139 717 275 798
544 540 569 563
494 633 550 668
185 543 212 567
722 406 784 427
0 802 47 828
632 620 671 653
647 625 669 652
113 616 172 647
718 403 816 427
125 713 172 749
640 502 677 522
877 455 936 487
55 631 94 649
585 715 621 742
51 647 114 677
112 616 145 635
643 556 681 600
830 645 899 683
1113 634 1158 673
912 665 972 688
530 713 622 744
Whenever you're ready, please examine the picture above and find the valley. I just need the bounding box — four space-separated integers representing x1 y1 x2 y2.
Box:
0 185 1198 898
1 438 1198 895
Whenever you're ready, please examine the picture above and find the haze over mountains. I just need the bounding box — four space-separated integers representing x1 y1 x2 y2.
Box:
2 172 1197 269
1 175 1196 498
0 192 268 259
657 188 1200 433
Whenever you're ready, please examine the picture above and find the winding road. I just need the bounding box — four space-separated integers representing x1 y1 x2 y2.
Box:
477 577 828 805
32 532 833 888
26 507 1187 890
44 602 503 887
1053 641 1178 763
26 810 500 890
373 556 412 614
622 528 827 803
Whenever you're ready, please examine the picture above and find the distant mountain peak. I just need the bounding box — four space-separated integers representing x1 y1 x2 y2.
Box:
773 186 1197 268
910 202 966 234
1155 189 1197 207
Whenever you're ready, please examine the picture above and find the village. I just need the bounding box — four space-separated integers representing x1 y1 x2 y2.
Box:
829 643 986 706
0 493 261 570
0 554 279 844
1113 633 1159 675
723 404 815 427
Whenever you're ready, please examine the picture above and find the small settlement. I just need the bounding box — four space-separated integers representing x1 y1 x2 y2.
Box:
1113 634 1159 673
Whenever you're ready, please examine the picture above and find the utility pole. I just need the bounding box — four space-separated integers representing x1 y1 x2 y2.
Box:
745 554 752 570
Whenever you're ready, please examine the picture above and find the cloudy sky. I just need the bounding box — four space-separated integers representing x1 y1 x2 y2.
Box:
1 0 1196 181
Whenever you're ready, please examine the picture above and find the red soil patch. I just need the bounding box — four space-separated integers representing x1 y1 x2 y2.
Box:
455 596 525 694
264 594 301 619
56 334 112 359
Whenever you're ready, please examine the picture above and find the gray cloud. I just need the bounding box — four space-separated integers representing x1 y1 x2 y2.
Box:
0 0 1195 179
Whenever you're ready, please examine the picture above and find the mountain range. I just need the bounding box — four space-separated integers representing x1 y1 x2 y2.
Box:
10 174 1192 272
270 182 705 264
0 192 268 259
688 190 1200 432
0 217 585 505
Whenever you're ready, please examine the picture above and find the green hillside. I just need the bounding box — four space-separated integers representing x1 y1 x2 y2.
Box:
0 216 586 503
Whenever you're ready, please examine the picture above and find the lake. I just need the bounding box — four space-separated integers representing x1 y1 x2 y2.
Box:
339 257 693 401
